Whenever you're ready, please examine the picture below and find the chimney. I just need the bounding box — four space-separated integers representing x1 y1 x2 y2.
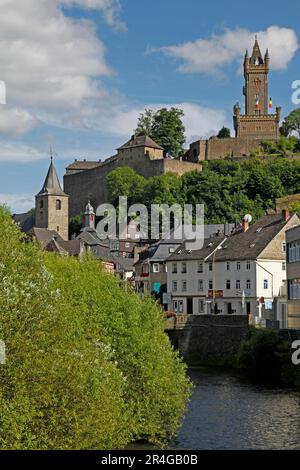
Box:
242 220 249 232
282 209 290 222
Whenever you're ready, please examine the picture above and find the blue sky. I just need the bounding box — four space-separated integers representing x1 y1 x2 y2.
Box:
0 0 300 212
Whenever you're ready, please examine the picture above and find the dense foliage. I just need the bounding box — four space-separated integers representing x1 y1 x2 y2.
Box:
237 328 300 387
0 207 190 449
135 107 186 158
107 156 300 225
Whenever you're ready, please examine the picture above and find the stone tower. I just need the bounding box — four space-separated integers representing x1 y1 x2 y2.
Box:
83 201 95 230
244 38 269 115
35 158 69 240
234 37 281 139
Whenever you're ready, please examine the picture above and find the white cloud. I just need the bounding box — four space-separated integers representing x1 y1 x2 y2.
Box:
0 0 125 138
0 107 37 136
0 193 34 213
61 0 126 31
155 26 299 75
0 141 46 162
104 102 228 144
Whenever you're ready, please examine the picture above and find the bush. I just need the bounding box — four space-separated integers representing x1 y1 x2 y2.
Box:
0 206 190 449
237 327 290 384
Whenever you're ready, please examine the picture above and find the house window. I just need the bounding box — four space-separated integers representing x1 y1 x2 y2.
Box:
178 300 184 313
182 281 187 292
172 263 177 274
209 262 213 271
198 280 203 292
173 300 178 313
209 280 213 290
282 262 286 271
246 280 251 290
198 262 203 273
198 300 205 314
153 263 159 273
282 242 286 253
236 280 241 289
39 200 44 209
56 199 62 210
182 262 187 274
169 247 175 253
226 280 231 290
226 262 231 271
125 242 130 248
172 281 178 292
236 262 241 271
246 261 251 271
57 226 60 232
264 279 269 290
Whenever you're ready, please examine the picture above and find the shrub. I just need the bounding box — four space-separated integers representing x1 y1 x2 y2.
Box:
237 327 290 384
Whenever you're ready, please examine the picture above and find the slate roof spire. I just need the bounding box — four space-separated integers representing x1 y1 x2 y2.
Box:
37 157 67 197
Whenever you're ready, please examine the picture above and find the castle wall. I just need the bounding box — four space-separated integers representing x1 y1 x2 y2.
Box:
64 151 201 217
194 137 263 161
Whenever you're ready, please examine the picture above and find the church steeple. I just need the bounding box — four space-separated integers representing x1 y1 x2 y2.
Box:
35 158 69 240
37 159 67 197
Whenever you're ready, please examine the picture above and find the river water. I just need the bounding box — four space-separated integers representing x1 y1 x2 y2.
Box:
170 368 300 450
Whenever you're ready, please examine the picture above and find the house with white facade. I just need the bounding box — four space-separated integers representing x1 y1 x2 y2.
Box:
166 211 300 323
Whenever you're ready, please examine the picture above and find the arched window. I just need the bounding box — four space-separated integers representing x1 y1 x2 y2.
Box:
56 199 62 210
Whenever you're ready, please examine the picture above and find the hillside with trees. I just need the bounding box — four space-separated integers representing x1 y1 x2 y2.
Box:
107 157 300 225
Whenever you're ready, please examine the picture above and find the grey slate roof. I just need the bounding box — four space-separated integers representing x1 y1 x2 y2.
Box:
77 229 115 263
37 161 68 197
58 240 82 256
118 134 163 151
66 161 102 171
167 236 226 262
28 227 64 249
13 210 35 233
215 213 298 261
167 214 300 263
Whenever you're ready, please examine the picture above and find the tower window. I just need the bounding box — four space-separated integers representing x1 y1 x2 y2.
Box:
56 199 62 210
57 226 60 233
40 200 44 209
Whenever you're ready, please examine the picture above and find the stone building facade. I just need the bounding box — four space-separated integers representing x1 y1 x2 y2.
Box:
185 38 281 162
35 159 69 240
64 134 201 217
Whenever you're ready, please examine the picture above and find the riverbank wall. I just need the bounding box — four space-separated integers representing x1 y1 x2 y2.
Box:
167 315 249 367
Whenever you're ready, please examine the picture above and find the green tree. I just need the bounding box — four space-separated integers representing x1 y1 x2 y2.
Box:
135 107 186 158
281 109 300 138
136 109 155 136
69 214 83 236
107 167 146 205
217 127 231 139
0 206 190 449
